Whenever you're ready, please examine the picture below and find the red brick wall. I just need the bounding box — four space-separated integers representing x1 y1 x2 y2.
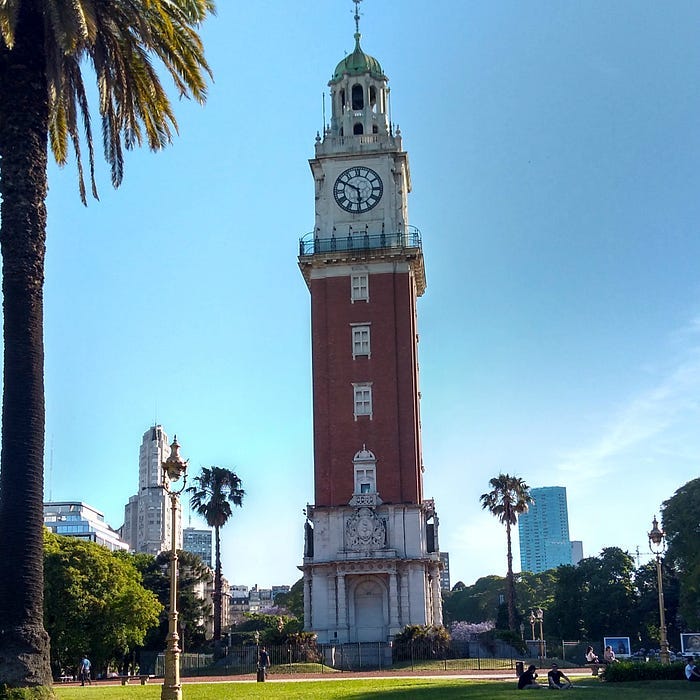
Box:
310 267 423 507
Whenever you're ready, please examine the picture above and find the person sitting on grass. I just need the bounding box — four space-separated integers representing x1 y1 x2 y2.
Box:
547 663 572 689
686 657 700 682
517 664 543 690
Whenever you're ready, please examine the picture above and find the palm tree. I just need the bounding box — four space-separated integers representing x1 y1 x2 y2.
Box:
0 1 214 691
187 467 244 642
480 474 533 631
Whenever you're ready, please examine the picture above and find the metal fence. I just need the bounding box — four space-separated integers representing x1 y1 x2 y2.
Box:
169 640 527 677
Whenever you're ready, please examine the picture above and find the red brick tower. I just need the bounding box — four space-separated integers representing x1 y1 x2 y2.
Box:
298 3 441 650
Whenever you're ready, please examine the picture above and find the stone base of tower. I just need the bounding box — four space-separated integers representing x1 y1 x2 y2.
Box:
301 501 442 644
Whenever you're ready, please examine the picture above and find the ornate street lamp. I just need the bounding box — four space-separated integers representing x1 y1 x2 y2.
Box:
529 610 536 641
161 437 189 700
648 515 670 665
535 608 545 660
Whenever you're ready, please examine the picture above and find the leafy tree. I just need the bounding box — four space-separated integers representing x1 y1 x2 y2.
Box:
230 613 302 646
129 550 212 653
635 560 681 649
662 477 700 629
43 532 161 678
548 548 639 643
442 575 506 626
187 466 244 641
0 1 214 692
274 578 304 620
480 474 533 630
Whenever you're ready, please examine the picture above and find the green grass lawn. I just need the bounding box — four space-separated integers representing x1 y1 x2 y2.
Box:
53 678 700 699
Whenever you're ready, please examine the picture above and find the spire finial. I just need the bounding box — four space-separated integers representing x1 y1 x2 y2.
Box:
353 0 363 48
353 0 362 34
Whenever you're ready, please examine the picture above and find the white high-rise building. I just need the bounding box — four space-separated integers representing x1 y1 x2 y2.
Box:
122 425 182 555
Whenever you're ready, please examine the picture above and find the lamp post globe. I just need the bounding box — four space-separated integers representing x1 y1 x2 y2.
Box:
161 436 189 700
648 515 670 666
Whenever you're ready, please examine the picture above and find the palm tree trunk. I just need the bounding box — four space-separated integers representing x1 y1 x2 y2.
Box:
505 520 516 631
0 5 53 690
213 526 221 641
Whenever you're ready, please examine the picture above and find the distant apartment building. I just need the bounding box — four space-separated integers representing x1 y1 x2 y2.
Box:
44 501 129 552
439 552 451 591
518 486 581 573
183 526 213 567
122 425 182 555
271 585 291 599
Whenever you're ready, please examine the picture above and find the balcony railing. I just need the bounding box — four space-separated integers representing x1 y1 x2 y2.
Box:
299 226 422 257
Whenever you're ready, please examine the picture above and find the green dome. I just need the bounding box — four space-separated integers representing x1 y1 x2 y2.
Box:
331 33 384 82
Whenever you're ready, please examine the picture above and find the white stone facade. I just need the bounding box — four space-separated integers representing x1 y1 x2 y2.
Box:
303 500 442 643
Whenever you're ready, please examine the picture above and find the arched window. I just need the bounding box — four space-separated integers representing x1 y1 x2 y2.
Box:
353 447 377 494
340 89 346 110
353 123 364 135
369 86 377 112
351 84 364 110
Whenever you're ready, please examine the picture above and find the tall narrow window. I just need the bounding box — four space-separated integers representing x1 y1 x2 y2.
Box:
351 273 369 302
353 383 373 419
351 324 370 358
353 447 377 494
351 84 364 110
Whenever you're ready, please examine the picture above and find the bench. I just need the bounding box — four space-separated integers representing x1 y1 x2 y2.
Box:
119 675 152 685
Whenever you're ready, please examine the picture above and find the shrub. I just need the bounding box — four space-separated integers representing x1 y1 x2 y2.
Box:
601 661 685 682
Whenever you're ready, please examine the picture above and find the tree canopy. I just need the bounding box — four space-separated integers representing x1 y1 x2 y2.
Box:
662 478 700 629
43 532 162 676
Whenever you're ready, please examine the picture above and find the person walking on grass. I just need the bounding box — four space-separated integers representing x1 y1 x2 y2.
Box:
79 656 91 686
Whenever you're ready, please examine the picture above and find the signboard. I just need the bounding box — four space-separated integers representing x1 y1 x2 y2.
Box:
603 637 630 658
681 633 700 656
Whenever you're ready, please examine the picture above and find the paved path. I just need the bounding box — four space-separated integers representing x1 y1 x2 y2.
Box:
57 667 600 686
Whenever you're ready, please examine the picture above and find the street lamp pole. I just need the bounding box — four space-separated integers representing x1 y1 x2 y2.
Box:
161 437 189 700
535 608 544 660
529 611 535 641
648 515 670 665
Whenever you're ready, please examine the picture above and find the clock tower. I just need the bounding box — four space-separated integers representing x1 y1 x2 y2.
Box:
298 2 442 653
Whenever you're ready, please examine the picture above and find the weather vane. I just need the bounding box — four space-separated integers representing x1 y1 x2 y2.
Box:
353 0 363 35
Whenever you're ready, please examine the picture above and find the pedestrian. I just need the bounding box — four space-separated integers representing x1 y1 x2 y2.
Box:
547 663 572 689
258 646 270 677
79 655 92 686
517 663 543 689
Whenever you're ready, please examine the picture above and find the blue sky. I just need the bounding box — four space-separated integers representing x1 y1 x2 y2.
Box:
40 1 700 591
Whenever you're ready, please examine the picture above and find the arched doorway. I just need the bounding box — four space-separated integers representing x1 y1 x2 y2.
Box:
352 578 387 642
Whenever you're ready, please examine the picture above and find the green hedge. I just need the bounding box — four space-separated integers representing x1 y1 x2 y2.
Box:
601 661 685 682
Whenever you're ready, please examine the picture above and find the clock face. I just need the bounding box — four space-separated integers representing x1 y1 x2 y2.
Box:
333 166 383 213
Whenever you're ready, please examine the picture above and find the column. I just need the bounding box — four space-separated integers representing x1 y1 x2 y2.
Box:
389 570 399 631
400 566 410 625
303 571 311 629
337 571 347 633
431 564 443 626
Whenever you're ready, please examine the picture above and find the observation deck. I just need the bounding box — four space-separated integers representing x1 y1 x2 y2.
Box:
298 225 425 296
